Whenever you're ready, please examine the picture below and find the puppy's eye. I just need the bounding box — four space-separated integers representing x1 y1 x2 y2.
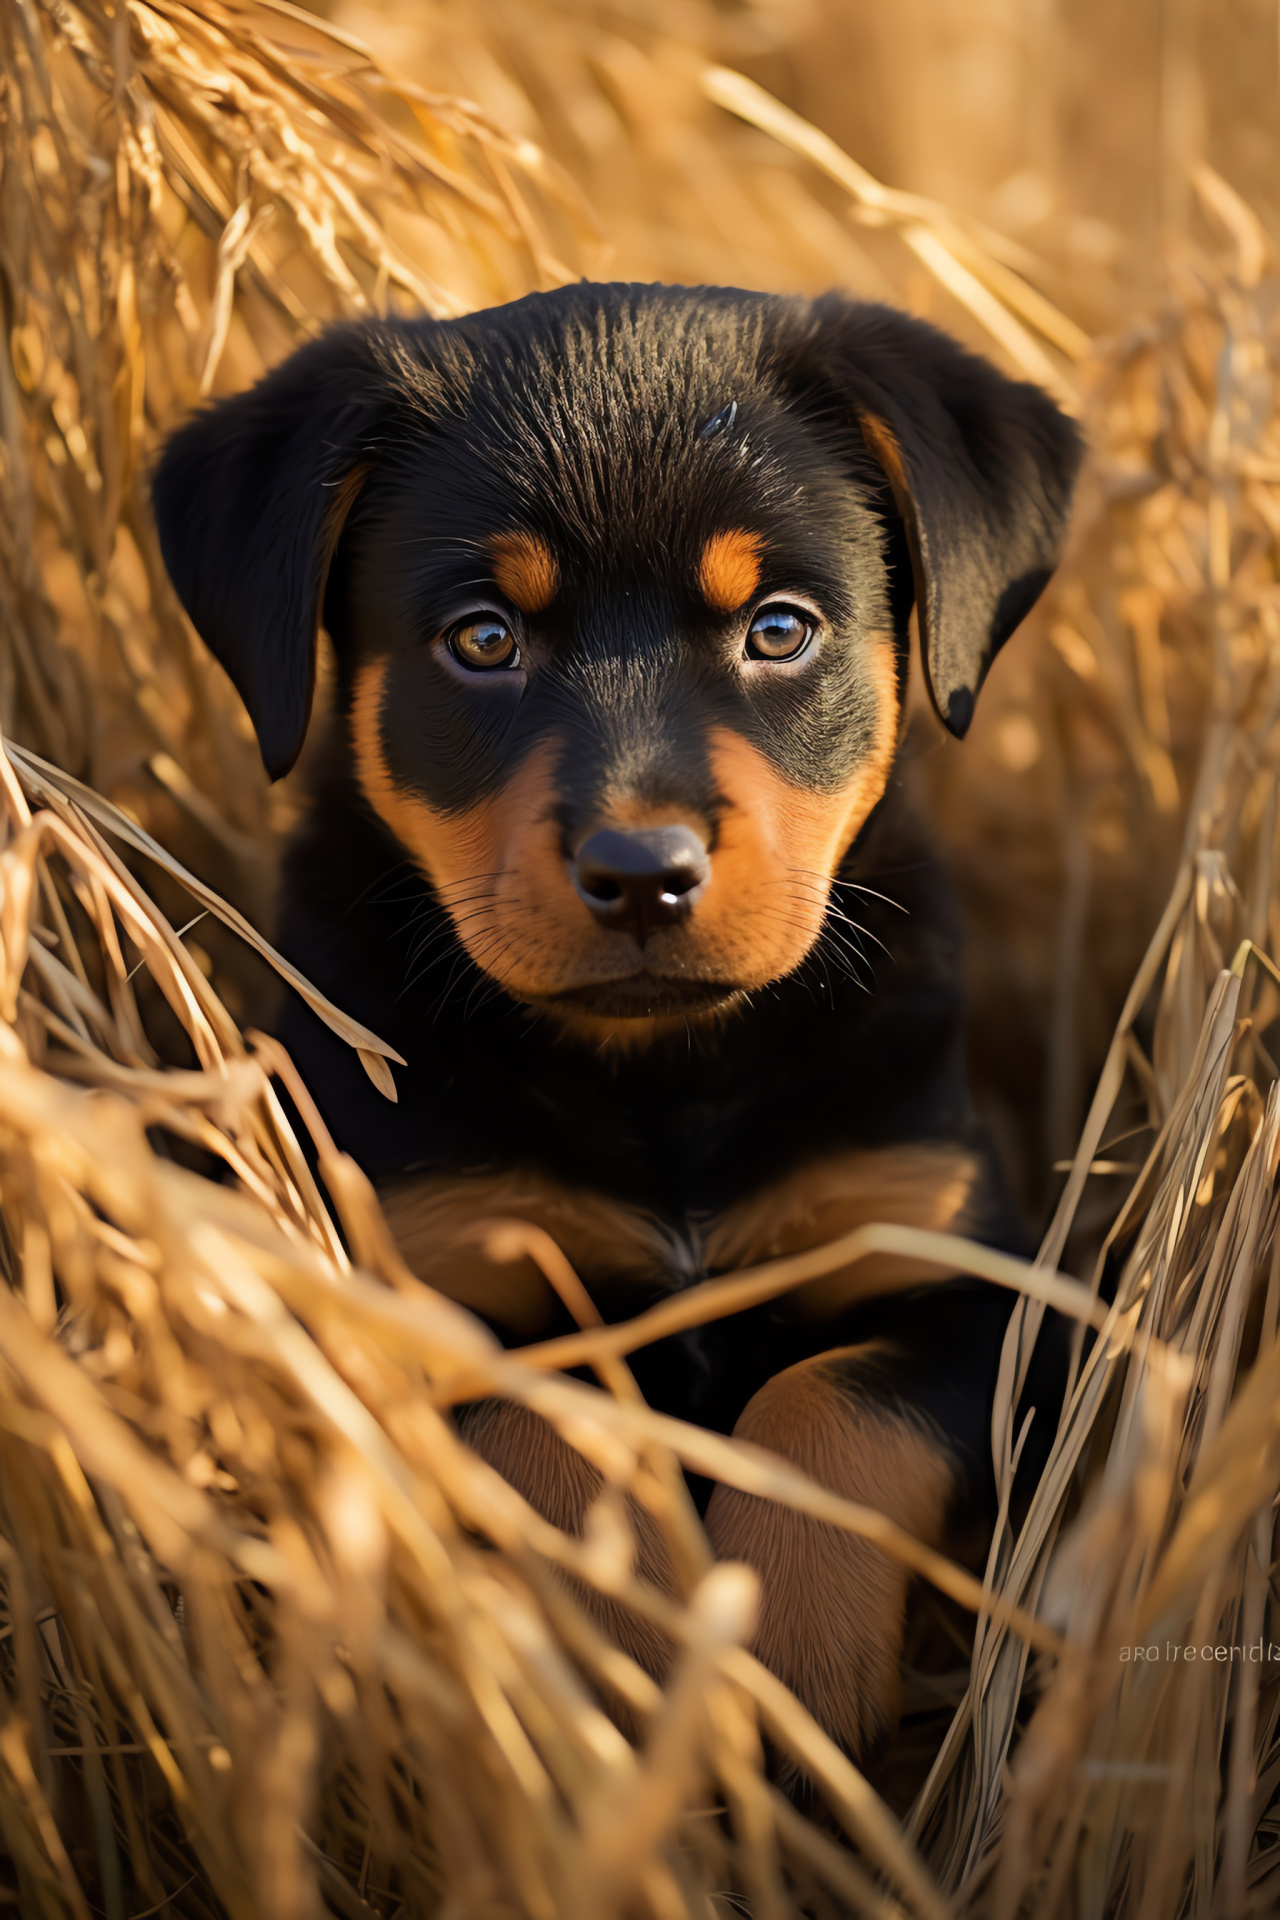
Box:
448 617 520 672
745 604 815 662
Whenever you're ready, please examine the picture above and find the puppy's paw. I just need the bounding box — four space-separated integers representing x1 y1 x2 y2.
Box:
706 1346 956 1775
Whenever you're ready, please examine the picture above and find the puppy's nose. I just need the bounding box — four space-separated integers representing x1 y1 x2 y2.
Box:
572 826 710 940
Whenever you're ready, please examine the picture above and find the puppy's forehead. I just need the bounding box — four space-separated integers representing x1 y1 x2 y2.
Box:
384 288 851 580
471 313 776 515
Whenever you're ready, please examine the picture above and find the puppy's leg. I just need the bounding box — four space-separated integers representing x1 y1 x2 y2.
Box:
704 1345 958 1768
457 1398 676 1683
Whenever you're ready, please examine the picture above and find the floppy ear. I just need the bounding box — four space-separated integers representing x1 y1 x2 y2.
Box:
151 325 390 779
804 297 1083 737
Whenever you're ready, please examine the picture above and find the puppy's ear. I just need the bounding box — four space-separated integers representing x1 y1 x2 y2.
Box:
804 298 1083 737
151 326 388 779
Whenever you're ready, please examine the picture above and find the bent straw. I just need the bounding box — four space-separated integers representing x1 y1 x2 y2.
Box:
7 741 405 1071
702 66 1086 406
507 1221 1110 1380
449 1360 1070 1659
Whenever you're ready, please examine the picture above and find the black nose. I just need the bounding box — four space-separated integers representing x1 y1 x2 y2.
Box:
572 826 710 940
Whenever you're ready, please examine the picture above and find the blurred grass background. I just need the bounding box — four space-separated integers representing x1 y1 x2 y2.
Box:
312 0 1277 325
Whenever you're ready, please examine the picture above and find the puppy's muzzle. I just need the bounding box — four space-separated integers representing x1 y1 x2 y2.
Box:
572 826 709 944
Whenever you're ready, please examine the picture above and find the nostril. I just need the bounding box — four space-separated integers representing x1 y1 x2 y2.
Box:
584 875 623 903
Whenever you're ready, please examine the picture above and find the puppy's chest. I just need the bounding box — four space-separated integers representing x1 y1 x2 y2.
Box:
377 1138 981 1340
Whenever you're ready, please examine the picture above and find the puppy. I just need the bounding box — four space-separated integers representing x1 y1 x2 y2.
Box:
153 283 1080 1766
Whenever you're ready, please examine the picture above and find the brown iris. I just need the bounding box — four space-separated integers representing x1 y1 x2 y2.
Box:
745 604 814 661
449 616 520 672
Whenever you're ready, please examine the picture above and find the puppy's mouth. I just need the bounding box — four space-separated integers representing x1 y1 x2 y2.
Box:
531 974 743 1020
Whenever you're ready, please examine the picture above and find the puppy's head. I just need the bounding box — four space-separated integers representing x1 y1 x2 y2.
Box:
153 285 1080 1032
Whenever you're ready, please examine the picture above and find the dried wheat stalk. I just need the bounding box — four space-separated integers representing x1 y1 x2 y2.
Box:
5 3 1280 1914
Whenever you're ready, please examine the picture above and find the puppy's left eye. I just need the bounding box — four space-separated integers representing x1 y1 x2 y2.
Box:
449 617 520 672
745 605 815 662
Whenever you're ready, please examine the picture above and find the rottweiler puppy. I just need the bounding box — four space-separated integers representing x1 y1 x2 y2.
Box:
153 282 1080 1768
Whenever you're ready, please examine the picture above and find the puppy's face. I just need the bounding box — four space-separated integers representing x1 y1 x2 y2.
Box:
339 341 905 1023
153 286 1080 1032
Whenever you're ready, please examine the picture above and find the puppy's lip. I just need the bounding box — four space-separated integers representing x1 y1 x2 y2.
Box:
529 974 741 1018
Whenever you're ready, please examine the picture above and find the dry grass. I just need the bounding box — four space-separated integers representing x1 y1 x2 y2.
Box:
3 0 1280 1915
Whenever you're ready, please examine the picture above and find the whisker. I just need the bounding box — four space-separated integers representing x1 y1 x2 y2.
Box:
823 906 892 962
404 914 507 988
352 857 422 909
434 868 510 896
787 863 910 915
404 902 547 1004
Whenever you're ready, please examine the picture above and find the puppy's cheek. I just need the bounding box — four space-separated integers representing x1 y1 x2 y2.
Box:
703 638 900 985
351 657 496 892
352 659 584 990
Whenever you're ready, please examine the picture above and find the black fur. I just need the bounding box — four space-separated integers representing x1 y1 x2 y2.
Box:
153 282 1081 1755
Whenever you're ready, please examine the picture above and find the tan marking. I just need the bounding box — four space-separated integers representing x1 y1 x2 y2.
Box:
541 1003 743 1053
351 626 900 1023
576 797 713 838
352 658 575 996
488 530 559 613
698 529 764 612
316 463 370 626
705 1349 954 1765
857 412 910 511
548 632 900 1035
859 411 927 633
702 1143 979 1322
457 1398 676 1696
377 1167 688 1338
698 627 901 982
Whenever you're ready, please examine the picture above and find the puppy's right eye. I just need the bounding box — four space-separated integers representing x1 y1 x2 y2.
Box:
448 617 520 672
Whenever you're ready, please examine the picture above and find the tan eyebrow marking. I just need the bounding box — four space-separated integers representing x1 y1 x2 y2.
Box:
698 529 765 613
488 531 559 613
